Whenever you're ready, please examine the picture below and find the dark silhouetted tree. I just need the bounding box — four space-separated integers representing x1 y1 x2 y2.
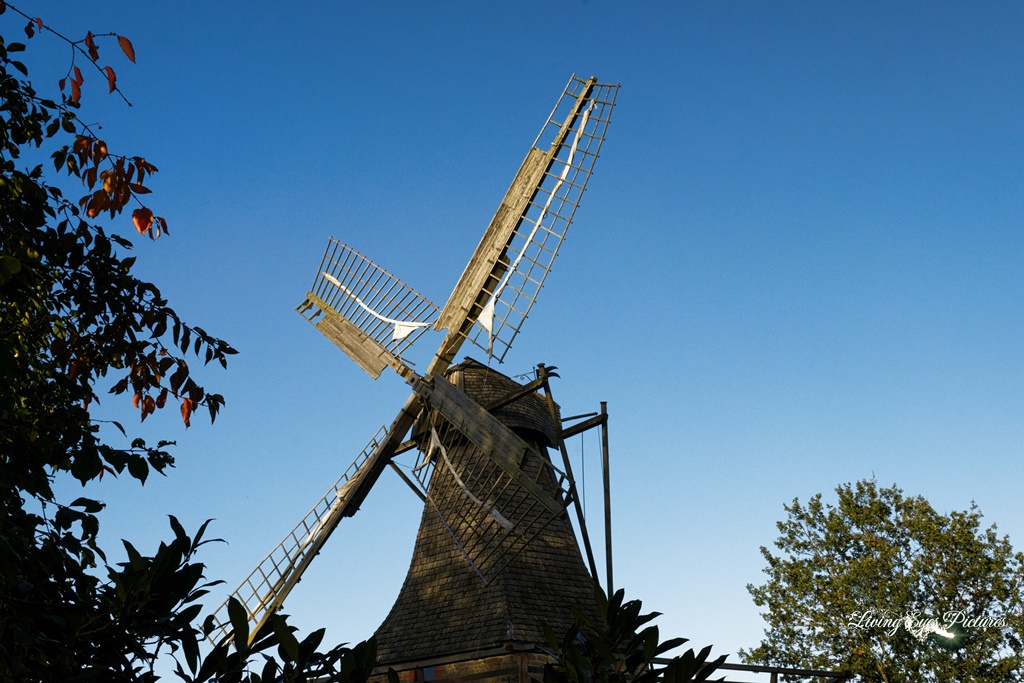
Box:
0 5 378 680
540 586 726 683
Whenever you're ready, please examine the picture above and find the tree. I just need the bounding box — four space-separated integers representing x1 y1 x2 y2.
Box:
540 586 726 683
741 479 1024 683
0 5 378 680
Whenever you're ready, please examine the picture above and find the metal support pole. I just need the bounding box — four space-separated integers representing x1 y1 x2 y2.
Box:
600 401 613 596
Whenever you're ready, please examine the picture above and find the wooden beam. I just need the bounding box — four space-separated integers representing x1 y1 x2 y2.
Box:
388 461 426 502
435 147 547 338
409 373 565 515
304 292 412 380
536 364 600 583
560 412 607 440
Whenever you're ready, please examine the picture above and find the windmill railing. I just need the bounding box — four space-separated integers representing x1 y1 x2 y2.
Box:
649 658 852 683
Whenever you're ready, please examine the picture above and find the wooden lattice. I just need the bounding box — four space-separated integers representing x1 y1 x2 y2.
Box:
297 239 437 378
438 76 619 362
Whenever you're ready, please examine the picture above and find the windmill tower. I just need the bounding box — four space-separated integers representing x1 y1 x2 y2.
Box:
211 76 619 681
372 358 604 683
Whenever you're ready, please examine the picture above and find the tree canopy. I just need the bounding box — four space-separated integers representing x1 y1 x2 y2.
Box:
0 5 380 680
741 479 1024 683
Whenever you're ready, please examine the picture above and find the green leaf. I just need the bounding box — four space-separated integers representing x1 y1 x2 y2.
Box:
168 515 188 544
122 540 145 570
0 254 22 275
181 630 200 674
227 597 250 651
70 497 105 513
271 614 300 661
126 454 149 484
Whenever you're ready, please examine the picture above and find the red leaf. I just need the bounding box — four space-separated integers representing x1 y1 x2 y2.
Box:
85 31 99 62
141 396 155 421
118 35 136 63
70 66 84 103
132 207 154 235
86 190 106 218
34 17 42 28
105 66 116 93
59 77 66 91
181 398 194 428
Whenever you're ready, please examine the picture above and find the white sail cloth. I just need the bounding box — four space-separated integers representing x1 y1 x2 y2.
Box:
321 272 432 342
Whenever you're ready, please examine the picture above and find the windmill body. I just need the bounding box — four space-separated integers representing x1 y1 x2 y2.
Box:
373 359 599 680
211 76 619 675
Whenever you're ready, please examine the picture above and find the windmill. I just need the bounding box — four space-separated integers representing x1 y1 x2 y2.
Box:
211 75 619 652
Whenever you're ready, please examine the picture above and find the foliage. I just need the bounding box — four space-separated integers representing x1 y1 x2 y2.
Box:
0 5 379 681
185 600 382 683
539 586 726 683
0 1 231 500
741 479 1024 683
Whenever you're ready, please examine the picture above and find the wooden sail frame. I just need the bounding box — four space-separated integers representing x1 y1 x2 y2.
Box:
297 239 437 379
435 75 619 364
208 425 391 643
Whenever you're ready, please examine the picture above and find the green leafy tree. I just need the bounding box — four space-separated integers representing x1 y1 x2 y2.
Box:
741 479 1024 683
0 5 380 680
540 586 726 683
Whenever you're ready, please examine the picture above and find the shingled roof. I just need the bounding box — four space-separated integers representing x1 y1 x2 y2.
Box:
373 359 598 666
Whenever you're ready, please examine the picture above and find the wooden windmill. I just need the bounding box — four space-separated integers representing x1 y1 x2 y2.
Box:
211 76 620 670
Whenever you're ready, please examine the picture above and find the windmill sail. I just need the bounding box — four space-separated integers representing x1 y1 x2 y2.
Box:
208 424 393 644
297 239 437 379
406 371 571 582
434 75 619 363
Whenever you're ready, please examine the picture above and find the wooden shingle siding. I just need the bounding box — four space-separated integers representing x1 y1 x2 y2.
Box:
373 361 598 667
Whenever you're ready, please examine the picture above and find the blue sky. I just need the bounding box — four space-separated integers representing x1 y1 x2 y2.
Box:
17 0 1023 669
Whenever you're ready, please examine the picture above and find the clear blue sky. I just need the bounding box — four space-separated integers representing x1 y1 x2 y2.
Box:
18 0 1023 668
